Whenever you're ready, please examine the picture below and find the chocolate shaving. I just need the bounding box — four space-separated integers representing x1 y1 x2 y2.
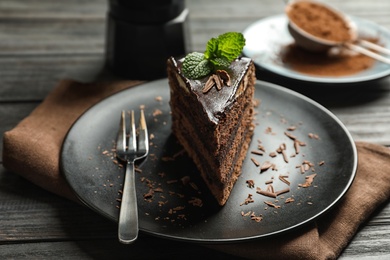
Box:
265 127 276 135
264 201 281 208
279 175 290 186
258 144 266 152
240 194 255 206
202 76 215 93
285 197 295 204
299 173 317 188
174 206 185 211
216 69 231 86
275 187 290 196
269 151 277 157
213 74 222 90
241 211 252 217
143 189 154 199
294 140 301 154
202 70 231 93
189 182 199 191
284 131 297 140
256 187 276 198
260 161 274 172
251 157 260 167
246 179 255 188
188 197 203 207
298 160 314 173
276 143 289 163
251 215 263 222
287 126 297 131
251 150 264 156
266 184 275 193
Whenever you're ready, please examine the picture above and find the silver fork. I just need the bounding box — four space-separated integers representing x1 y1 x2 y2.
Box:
116 109 149 244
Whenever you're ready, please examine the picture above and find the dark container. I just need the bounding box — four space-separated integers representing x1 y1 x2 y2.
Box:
106 0 190 80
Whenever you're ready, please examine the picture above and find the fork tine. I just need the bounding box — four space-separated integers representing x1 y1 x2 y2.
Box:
116 110 126 153
128 110 137 153
137 109 149 155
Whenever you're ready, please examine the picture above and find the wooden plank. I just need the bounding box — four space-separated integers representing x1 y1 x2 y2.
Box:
0 165 118 242
0 20 105 55
0 55 112 102
0 239 239 259
0 0 106 19
340 224 390 259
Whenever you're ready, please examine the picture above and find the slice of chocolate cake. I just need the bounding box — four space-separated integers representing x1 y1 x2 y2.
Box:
167 32 256 206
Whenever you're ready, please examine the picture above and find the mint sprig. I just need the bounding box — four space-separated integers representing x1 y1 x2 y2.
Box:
182 32 245 79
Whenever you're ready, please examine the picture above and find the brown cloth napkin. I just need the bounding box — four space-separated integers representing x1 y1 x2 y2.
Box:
3 79 390 260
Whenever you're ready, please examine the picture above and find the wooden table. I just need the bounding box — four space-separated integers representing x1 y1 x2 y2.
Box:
1 0 389 258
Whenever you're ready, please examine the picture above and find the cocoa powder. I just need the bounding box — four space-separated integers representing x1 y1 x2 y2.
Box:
286 1 352 42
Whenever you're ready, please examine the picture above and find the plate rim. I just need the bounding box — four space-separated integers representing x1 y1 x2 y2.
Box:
60 79 358 243
242 14 390 85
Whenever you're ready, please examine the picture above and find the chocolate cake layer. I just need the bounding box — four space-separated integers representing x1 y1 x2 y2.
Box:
167 56 256 206
169 78 254 166
170 93 254 181
171 103 254 205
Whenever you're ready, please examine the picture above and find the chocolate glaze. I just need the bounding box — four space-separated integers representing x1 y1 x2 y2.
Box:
169 56 252 124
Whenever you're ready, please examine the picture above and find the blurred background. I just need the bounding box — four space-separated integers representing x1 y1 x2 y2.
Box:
0 0 389 83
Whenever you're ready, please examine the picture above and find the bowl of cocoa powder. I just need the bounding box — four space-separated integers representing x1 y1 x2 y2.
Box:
285 0 357 52
243 14 390 85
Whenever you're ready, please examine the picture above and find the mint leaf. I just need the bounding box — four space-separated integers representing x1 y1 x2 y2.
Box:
181 32 246 79
204 37 218 60
205 32 245 63
182 52 212 79
209 57 231 70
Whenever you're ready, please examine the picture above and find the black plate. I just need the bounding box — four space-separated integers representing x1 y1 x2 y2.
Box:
61 79 357 243
243 15 390 85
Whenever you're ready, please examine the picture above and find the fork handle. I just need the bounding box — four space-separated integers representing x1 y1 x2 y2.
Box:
118 161 138 244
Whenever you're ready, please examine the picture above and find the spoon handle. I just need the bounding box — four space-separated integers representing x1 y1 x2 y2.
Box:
359 40 390 56
345 42 390 65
